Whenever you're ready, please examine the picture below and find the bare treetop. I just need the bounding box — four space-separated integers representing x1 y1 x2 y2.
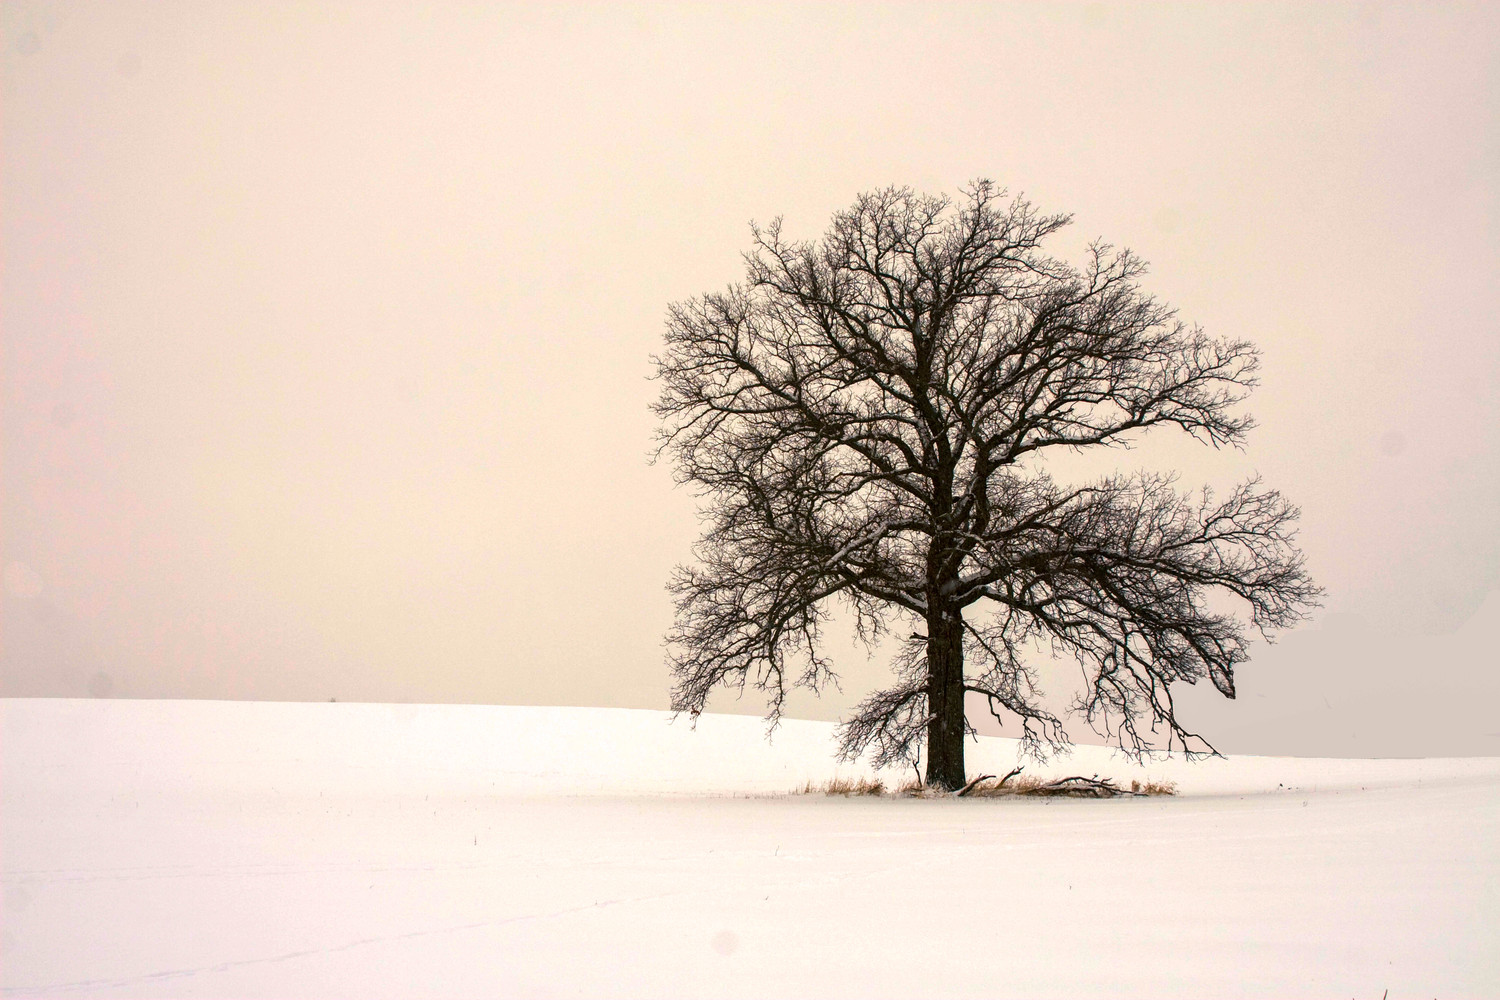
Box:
654 182 1319 790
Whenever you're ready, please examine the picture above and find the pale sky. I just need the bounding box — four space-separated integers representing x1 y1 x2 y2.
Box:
4 2 1498 755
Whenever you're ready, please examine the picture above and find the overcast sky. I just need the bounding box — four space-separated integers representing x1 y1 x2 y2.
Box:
4 2 1497 756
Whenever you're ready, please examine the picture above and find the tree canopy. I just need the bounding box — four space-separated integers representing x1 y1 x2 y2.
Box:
653 182 1319 789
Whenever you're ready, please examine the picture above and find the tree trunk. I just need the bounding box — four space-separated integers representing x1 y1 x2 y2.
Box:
924 605 966 790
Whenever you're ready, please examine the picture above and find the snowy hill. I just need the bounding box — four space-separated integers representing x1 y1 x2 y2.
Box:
3 699 1498 998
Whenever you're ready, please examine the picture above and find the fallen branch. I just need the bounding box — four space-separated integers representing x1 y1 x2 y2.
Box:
995 765 1025 788
956 774 996 797
1036 775 1129 798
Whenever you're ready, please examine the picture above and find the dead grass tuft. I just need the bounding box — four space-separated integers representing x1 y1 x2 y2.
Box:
802 776 887 796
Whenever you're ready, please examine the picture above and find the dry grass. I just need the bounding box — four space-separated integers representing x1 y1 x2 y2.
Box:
798 773 1178 798
802 776 887 796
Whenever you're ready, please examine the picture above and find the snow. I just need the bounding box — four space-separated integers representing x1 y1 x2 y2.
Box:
3 699 1498 998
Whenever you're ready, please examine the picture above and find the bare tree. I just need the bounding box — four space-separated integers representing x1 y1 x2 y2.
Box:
652 182 1319 791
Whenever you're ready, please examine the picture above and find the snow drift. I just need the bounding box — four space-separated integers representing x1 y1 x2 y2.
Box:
3 699 1497 998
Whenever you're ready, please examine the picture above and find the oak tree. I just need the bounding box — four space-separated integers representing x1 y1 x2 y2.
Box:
653 183 1318 790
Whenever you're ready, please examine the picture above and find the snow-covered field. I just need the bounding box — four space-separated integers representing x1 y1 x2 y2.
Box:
3 699 1497 998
